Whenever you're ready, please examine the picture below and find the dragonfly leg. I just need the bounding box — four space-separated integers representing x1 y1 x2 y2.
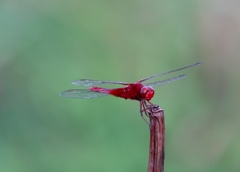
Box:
140 101 149 125
140 100 153 114
140 100 154 125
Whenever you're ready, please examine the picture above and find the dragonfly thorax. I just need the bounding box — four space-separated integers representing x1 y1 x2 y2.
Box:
140 86 154 101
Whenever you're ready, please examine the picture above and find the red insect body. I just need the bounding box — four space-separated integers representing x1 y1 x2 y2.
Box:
89 82 155 101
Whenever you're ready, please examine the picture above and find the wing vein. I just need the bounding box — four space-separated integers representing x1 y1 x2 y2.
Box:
146 74 187 87
72 79 130 87
139 62 202 82
60 89 108 99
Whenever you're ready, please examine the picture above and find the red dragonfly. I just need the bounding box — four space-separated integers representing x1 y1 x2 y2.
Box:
61 62 202 122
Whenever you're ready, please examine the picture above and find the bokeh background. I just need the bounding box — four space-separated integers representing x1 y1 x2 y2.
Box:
1 0 240 172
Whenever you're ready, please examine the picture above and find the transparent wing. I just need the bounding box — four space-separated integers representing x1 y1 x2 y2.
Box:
145 74 187 87
60 89 108 99
139 62 203 83
72 79 130 87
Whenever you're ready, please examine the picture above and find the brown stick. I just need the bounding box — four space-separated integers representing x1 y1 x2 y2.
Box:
147 105 165 172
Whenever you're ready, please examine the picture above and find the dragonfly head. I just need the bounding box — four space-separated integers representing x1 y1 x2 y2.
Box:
140 86 154 101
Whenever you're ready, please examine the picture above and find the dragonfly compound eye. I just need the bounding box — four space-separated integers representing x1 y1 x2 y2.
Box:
140 86 154 101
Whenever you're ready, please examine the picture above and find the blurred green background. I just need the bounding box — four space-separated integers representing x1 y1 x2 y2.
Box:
1 0 240 172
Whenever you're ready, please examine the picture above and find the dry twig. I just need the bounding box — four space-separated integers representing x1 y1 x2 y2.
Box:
147 105 165 172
